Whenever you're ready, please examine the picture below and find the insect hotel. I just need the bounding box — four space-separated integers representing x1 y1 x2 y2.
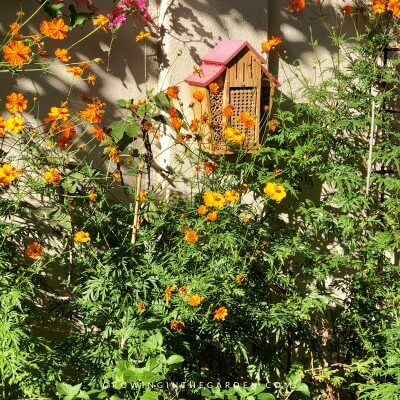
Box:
185 39 278 154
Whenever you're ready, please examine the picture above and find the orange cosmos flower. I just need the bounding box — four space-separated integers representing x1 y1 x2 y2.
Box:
73 230 91 243
203 160 217 174
197 205 208 215
136 30 151 42
166 86 180 99
262 35 283 53
88 189 96 201
107 146 120 163
287 0 306 12
192 90 205 102
93 14 109 31
136 301 146 314
55 48 71 62
185 230 199 243
214 306 228 321
40 19 69 40
0 117 5 136
169 320 185 331
25 242 43 259
236 111 256 129
164 285 176 305
209 82 220 94
372 0 387 13
9 22 21 35
170 117 184 131
44 168 61 186
3 41 31 67
67 66 84 77
168 107 178 118
0 163 21 186
79 98 106 123
189 119 200 132
44 105 70 126
342 5 353 15
178 286 188 295
57 123 76 149
188 294 204 306
207 211 218 222
87 73 96 86
268 119 279 132
139 191 148 201
236 275 245 286
389 0 400 15
6 92 28 114
92 125 106 141
223 104 234 118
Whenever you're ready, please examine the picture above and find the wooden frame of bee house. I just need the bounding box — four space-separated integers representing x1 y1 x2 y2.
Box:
185 40 279 155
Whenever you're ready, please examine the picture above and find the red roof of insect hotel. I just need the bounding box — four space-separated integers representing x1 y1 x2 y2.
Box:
185 39 280 87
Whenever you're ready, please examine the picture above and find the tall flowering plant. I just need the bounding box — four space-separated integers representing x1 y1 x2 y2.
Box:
0 1 399 400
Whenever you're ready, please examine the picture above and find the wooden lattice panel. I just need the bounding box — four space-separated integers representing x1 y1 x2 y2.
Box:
210 90 224 143
230 87 257 143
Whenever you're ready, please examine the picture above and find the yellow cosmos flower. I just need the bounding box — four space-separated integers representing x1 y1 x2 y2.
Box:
224 127 245 145
203 191 225 209
5 116 24 134
214 306 228 321
136 31 151 42
224 190 239 203
73 230 91 243
188 294 204 307
263 182 287 202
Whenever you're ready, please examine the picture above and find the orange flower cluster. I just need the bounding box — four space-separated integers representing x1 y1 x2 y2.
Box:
0 163 21 186
40 18 69 40
57 123 76 149
372 0 400 15
106 146 120 163
164 285 176 305
79 98 106 124
44 168 61 186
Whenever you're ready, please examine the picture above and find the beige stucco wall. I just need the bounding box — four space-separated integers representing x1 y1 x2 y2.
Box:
0 0 353 190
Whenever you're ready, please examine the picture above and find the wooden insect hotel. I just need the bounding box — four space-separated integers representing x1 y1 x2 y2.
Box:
185 39 278 154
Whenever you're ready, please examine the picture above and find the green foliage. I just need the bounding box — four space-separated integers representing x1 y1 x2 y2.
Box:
1 3 400 400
